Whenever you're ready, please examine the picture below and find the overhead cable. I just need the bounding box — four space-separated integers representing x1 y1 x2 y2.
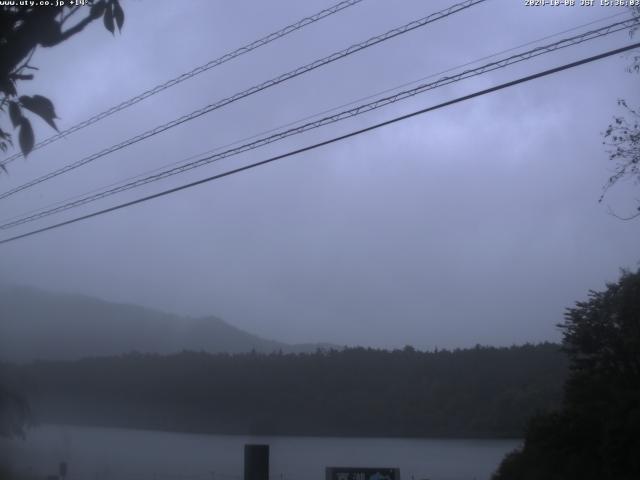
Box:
1 16 637 231
0 0 365 167
0 0 487 200
1 41 638 246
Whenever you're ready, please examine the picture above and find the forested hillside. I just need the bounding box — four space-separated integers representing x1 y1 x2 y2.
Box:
0 287 330 361
1 344 567 438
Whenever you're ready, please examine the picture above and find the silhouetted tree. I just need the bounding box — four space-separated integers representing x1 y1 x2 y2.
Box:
0 386 30 438
493 269 640 480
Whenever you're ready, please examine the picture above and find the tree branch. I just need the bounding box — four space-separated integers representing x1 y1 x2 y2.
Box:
57 11 100 44
606 204 640 221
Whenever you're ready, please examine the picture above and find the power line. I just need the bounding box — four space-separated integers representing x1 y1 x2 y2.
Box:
1 41 638 246
0 0 487 201
0 0 365 168
4 10 628 227
2 16 636 228
1 16 637 231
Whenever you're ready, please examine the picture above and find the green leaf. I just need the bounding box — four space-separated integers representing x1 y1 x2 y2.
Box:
90 0 106 19
18 118 34 157
104 3 115 34
19 95 58 131
113 0 124 31
10 73 34 81
0 128 12 147
8 101 22 128
0 78 17 97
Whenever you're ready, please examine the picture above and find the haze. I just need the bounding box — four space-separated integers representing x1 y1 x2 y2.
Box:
1 0 639 350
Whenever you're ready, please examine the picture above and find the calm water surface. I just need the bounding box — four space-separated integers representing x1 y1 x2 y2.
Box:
2 425 520 480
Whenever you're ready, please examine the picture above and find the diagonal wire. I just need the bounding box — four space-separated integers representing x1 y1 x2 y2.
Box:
1 41 638 246
4 9 627 226
0 0 487 201
0 0 365 167
0 10 630 226
1 15 637 231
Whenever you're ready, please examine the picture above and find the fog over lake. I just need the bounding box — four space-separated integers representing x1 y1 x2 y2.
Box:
2 425 520 480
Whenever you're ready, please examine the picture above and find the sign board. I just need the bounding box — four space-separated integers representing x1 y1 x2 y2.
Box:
326 467 400 480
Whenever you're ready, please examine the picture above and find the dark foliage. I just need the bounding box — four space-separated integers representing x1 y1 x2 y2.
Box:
602 100 640 219
0 343 566 438
600 6 640 219
0 0 124 158
493 269 640 480
0 386 30 438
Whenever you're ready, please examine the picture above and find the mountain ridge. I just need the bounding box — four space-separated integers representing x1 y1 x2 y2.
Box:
0 285 336 362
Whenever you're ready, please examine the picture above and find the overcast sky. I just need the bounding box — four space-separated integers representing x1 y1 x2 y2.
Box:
0 0 639 349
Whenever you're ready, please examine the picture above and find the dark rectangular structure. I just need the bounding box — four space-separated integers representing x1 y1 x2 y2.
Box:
244 444 269 480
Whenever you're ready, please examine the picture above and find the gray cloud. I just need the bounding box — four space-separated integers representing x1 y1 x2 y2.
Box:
1 0 639 350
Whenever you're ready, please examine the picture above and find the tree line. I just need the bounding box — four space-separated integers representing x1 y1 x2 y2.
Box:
0 343 566 439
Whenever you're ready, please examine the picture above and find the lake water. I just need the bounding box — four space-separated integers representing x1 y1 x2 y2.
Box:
1 425 520 480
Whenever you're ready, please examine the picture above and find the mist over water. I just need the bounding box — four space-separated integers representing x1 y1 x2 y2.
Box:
3 425 520 480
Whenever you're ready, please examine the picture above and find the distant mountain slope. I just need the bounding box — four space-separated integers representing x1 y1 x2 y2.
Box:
0 286 329 362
